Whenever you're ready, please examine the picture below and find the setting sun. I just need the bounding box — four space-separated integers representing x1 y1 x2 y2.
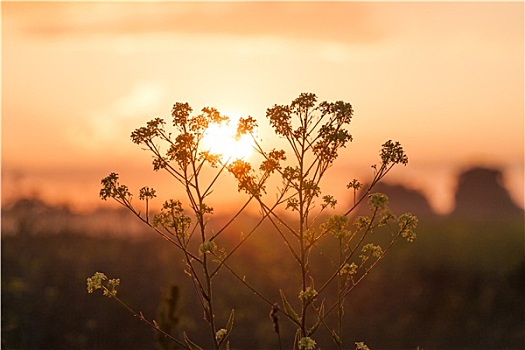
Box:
202 117 255 162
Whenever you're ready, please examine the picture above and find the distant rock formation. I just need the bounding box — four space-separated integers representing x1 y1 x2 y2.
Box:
375 183 435 217
451 166 523 219
352 182 435 218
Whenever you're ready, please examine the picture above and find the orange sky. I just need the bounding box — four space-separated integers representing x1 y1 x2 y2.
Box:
2 1 524 214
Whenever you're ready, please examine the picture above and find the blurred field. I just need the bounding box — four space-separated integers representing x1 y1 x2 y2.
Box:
2 167 524 349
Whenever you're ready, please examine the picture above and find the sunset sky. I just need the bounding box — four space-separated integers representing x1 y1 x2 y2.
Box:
2 1 523 214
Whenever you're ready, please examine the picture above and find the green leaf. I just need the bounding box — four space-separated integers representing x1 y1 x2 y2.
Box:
183 332 203 350
280 290 301 325
226 309 235 334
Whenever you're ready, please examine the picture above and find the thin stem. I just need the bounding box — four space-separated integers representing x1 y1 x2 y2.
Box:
202 160 230 199
210 196 272 277
337 236 343 350
105 290 189 349
298 109 308 336
318 208 378 296
212 252 274 306
121 200 203 263
343 163 395 217
209 196 253 242
257 199 301 265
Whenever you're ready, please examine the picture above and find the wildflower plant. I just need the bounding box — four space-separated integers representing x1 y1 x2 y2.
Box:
89 92 417 349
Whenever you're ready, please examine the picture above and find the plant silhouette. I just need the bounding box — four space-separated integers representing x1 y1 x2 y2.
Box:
88 93 417 349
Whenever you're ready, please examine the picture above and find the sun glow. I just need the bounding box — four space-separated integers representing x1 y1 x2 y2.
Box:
202 117 255 162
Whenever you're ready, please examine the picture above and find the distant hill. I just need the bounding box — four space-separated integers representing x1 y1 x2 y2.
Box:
1 197 147 237
366 182 434 217
351 181 436 218
451 166 524 219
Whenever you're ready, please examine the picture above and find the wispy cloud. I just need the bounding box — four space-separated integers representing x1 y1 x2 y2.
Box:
68 81 168 153
4 2 385 44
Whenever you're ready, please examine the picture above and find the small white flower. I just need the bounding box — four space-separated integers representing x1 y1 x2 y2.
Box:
298 287 318 303
339 262 358 275
298 336 316 350
355 341 370 350
86 272 107 293
215 328 228 342
199 240 217 254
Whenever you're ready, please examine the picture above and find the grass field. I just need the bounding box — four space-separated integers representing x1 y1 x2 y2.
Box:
2 211 523 349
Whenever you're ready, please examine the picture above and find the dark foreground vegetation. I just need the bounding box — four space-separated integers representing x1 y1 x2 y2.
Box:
2 167 524 349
